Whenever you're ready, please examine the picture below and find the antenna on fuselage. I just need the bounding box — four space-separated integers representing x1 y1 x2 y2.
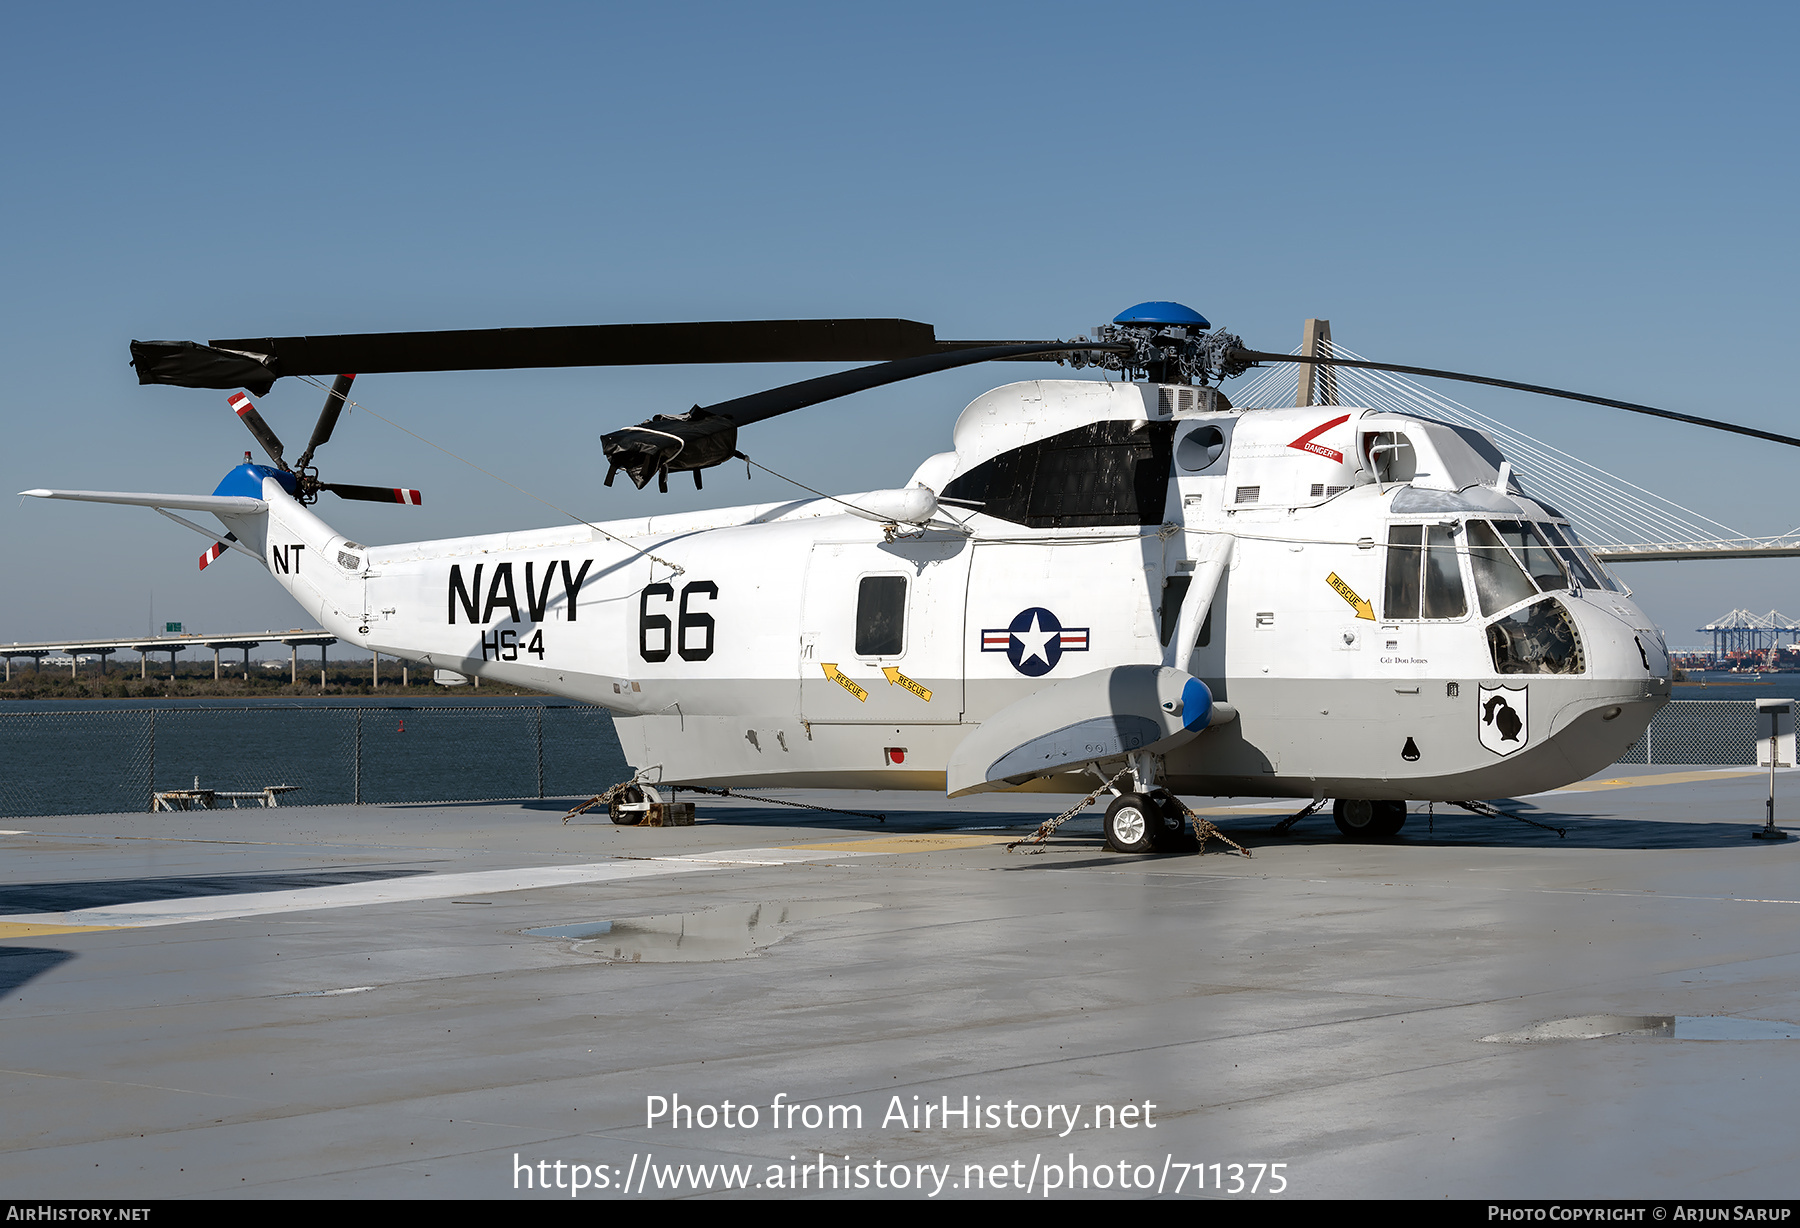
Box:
1296 318 1338 407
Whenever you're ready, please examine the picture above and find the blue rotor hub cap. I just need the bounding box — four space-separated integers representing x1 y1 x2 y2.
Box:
1113 301 1210 328
212 463 297 499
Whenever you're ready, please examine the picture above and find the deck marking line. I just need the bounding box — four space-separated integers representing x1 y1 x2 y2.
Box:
1 846 887 930
0 856 786 930
783 834 1016 852
1530 768 1766 796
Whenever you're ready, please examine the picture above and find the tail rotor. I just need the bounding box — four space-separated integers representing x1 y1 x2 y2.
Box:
221 376 422 512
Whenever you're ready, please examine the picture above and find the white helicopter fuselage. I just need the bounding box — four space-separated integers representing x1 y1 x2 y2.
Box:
204 377 1666 803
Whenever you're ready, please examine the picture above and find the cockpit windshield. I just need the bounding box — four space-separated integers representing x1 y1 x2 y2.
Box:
1393 516 1622 619
1491 521 1568 592
1466 520 1540 616
1542 522 1622 592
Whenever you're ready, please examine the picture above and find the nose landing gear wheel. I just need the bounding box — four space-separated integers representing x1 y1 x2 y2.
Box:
1104 793 1158 853
1333 798 1407 840
609 784 646 825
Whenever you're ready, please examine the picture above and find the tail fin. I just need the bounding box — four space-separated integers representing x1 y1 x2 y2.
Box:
24 467 369 641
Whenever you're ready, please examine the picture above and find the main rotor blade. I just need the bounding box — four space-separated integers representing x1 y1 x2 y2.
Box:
198 319 944 379
705 341 1123 427
295 374 355 471
321 483 422 505
598 341 1121 489
1230 349 1800 450
226 392 287 469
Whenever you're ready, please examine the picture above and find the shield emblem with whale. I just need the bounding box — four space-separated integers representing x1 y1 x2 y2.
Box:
1479 685 1529 756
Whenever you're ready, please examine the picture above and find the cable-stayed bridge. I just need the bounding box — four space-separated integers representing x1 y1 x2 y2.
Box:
1231 342 1800 562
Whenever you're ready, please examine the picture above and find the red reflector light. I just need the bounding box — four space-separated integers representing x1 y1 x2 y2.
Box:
885 747 906 765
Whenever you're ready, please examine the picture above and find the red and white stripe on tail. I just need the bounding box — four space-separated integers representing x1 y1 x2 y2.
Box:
198 531 239 571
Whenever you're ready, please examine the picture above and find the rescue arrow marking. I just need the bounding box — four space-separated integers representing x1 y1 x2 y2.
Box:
881 666 933 702
820 663 868 702
1327 572 1376 620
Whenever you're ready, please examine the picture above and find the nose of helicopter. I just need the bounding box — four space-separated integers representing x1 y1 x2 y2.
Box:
1533 592 1672 769
1571 590 1671 685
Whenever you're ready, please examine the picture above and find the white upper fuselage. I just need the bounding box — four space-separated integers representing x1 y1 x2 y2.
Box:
231 378 1669 800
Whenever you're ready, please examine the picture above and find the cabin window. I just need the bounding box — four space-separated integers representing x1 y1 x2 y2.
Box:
1383 524 1466 620
939 419 1176 529
855 576 907 657
1487 598 1585 675
1159 576 1191 646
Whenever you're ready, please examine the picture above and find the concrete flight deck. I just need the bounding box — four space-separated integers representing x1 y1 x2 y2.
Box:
2 769 1798 1201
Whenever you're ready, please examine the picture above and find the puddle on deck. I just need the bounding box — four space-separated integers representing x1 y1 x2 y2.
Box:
524 899 877 963
1482 1013 1800 1043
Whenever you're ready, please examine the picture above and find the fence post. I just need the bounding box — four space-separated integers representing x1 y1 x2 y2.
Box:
354 707 363 805
536 706 545 799
1647 716 1654 765
146 708 157 812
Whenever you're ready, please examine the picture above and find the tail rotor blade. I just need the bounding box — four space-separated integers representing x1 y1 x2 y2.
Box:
199 531 240 571
295 374 355 470
227 392 287 469
321 483 423 505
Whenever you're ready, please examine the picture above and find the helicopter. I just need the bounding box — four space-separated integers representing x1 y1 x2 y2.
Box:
29 302 1799 852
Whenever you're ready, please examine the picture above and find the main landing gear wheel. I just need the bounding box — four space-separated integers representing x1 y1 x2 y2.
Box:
1104 793 1159 854
1151 794 1196 853
1333 799 1407 841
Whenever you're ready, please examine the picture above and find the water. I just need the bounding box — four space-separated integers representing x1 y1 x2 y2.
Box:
0 698 630 818
1674 670 1800 701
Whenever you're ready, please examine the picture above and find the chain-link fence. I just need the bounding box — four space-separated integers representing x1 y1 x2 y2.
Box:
0 704 631 818
0 699 1769 818
1615 699 1758 765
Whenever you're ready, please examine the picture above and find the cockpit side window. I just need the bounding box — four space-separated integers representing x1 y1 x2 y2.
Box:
1384 525 1424 619
1383 524 1467 620
1421 525 1466 618
940 419 1176 529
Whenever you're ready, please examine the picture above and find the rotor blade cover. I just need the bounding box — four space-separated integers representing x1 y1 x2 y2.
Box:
131 341 279 395
600 408 738 489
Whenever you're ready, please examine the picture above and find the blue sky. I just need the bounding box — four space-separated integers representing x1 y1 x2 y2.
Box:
3 1 1796 645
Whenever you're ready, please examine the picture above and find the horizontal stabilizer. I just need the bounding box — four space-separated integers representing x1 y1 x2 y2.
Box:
20 489 267 514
